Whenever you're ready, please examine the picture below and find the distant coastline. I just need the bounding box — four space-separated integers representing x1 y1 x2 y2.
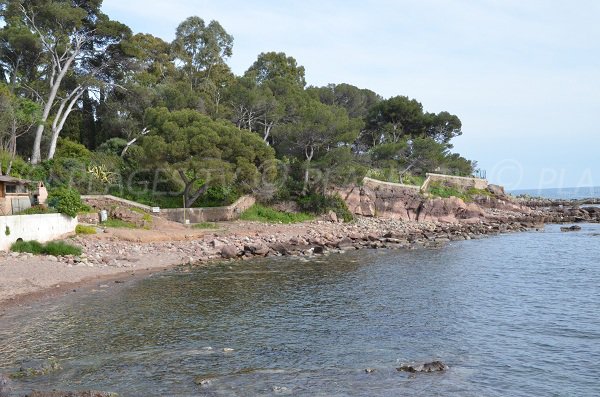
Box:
510 186 600 200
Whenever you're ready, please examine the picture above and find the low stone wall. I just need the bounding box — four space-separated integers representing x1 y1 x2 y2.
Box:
421 173 488 192
0 214 78 250
362 177 421 190
81 195 153 211
160 196 256 223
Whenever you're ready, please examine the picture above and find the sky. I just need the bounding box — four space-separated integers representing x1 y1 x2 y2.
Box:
102 0 600 190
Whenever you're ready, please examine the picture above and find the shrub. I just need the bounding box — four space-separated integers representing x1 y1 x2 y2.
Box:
297 193 354 222
75 224 97 234
10 240 81 256
16 205 54 215
11 240 45 254
44 241 82 256
48 187 86 217
55 138 91 161
240 204 313 223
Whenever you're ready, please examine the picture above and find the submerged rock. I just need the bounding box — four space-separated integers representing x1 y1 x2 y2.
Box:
0 374 11 397
26 392 118 397
194 376 215 386
560 225 582 232
397 361 448 373
11 358 62 379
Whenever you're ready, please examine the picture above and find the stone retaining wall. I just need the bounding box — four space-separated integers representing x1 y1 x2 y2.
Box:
159 196 256 223
0 214 78 250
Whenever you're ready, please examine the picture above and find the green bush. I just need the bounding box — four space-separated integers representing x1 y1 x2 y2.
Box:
297 193 354 222
48 187 86 217
43 241 82 256
10 240 81 256
11 240 44 254
427 182 493 202
55 138 91 161
75 224 97 234
16 205 54 215
196 185 240 207
240 204 313 223
428 182 464 199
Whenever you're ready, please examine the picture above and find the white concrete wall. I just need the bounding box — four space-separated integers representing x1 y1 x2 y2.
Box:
0 214 78 251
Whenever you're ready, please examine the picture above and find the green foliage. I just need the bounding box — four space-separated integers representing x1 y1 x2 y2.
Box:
240 204 313 223
365 169 424 186
97 138 128 155
47 187 86 217
0 151 33 179
102 218 136 228
5 226 10 236
75 224 97 234
427 182 492 202
15 205 55 215
297 193 354 222
196 185 240 207
428 182 464 199
192 222 218 229
11 240 82 256
55 139 92 162
142 107 275 207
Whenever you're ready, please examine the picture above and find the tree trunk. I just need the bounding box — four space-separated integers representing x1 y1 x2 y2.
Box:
302 146 314 195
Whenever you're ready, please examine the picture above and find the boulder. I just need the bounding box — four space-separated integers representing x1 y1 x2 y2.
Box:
560 225 581 232
244 243 269 256
397 361 448 373
487 184 506 197
325 210 338 223
220 245 239 259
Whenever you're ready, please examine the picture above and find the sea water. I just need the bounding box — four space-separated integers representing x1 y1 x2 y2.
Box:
1 224 599 396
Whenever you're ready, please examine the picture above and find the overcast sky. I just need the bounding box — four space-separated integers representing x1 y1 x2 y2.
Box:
102 0 600 190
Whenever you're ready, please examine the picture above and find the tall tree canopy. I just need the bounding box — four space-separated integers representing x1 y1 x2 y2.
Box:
142 107 275 207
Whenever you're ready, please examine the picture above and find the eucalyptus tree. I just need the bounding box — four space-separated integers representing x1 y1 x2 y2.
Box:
171 16 234 117
1 0 130 163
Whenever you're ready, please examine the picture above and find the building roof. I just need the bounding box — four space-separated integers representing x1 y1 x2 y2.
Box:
0 175 32 184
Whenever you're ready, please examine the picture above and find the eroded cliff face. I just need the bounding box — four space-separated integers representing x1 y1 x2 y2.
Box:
337 181 530 223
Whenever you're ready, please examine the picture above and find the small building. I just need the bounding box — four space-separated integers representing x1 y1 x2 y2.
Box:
0 176 48 215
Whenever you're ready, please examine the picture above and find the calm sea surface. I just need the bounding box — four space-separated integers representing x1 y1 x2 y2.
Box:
510 186 600 200
1 224 599 396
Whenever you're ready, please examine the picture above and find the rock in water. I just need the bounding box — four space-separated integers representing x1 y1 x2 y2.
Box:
397 361 448 373
27 392 119 397
560 225 581 232
0 374 11 397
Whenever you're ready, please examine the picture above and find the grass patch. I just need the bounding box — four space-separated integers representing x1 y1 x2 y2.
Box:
428 183 493 202
240 204 313 224
101 218 137 228
11 240 82 256
75 224 97 234
192 222 219 229
428 183 464 199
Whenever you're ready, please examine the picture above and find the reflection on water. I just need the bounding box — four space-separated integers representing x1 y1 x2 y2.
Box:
1 224 599 396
